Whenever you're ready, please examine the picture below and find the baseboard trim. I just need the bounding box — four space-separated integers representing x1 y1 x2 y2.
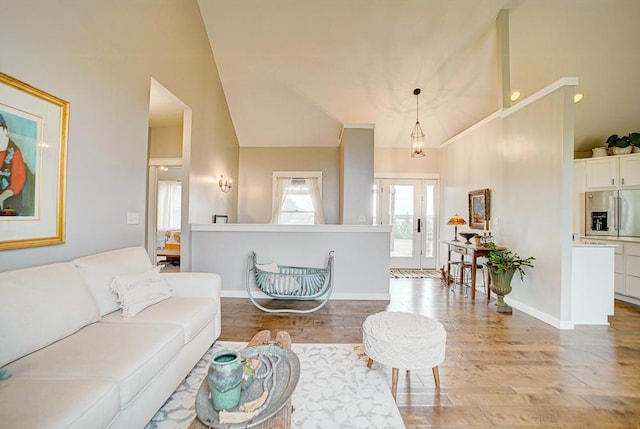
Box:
615 294 640 307
221 290 391 301
505 297 575 330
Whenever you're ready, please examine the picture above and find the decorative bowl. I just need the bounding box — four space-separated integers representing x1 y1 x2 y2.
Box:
591 147 608 157
459 232 476 244
609 146 632 155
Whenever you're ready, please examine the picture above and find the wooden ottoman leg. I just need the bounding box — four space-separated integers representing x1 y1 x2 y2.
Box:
367 357 373 368
391 368 399 401
432 366 440 389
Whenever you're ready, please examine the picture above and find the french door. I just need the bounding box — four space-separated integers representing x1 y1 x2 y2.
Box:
375 179 438 269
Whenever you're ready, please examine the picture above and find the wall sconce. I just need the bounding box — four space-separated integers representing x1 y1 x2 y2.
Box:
218 175 232 193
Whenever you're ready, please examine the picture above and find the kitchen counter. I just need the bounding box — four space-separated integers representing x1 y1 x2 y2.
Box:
580 236 640 244
576 236 640 305
571 244 615 325
572 240 619 247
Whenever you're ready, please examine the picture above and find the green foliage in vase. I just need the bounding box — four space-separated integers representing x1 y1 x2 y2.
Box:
606 134 631 148
629 132 640 148
486 242 535 281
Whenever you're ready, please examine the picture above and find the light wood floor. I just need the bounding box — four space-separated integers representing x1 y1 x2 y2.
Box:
219 277 640 428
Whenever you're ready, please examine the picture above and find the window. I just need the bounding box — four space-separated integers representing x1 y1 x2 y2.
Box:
271 171 325 224
157 180 181 230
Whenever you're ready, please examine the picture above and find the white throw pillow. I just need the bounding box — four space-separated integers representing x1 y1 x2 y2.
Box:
73 247 154 316
110 266 172 318
255 263 300 294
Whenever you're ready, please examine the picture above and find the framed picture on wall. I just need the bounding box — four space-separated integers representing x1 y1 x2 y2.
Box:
0 72 69 250
468 188 490 230
213 215 228 224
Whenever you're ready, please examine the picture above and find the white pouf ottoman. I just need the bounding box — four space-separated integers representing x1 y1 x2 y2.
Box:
362 311 447 400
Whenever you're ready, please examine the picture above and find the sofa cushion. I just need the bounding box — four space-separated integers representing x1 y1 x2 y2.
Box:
0 262 100 368
5 322 183 407
102 296 218 344
110 266 172 318
0 377 119 429
73 247 153 316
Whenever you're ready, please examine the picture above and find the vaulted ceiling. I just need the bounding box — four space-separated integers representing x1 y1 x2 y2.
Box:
198 0 512 149
169 0 639 155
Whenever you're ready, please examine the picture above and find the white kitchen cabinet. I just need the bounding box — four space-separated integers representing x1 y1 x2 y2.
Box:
614 244 625 294
580 238 624 295
625 243 640 297
619 155 640 187
585 157 617 189
584 153 640 190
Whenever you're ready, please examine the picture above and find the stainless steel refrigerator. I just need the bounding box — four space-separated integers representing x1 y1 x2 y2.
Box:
585 190 640 238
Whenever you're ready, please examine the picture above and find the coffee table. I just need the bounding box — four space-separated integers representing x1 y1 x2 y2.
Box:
188 330 293 429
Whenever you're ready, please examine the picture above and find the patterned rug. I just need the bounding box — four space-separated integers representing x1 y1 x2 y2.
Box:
390 269 440 279
146 342 405 429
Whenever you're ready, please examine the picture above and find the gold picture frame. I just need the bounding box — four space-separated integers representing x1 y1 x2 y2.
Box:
468 188 490 230
0 72 68 250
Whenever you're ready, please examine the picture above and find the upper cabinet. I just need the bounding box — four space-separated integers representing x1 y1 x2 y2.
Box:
619 155 640 187
585 153 640 189
585 157 617 189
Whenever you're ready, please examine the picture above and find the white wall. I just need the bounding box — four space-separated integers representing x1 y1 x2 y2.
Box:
191 225 391 300
440 80 576 327
149 127 182 159
340 127 374 224
374 147 441 176
237 147 340 224
509 0 640 156
0 0 238 271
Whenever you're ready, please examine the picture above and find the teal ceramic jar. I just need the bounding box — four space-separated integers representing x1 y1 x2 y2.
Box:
208 350 243 410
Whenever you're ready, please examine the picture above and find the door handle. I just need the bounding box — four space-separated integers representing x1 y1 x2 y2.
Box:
417 218 421 233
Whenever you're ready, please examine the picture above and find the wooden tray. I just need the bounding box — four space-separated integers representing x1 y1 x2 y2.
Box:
195 345 300 428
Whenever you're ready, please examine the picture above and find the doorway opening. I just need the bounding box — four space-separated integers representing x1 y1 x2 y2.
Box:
375 178 439 269
147 78 191 270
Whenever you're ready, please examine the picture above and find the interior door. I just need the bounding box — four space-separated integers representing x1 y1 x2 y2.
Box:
377 179 437 269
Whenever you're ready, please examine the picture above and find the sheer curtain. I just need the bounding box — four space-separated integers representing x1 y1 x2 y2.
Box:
157 180 181 230
270 177 291 224
305 177 325 224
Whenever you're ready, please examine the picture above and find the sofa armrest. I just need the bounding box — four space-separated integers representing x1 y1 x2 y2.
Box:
160 272 221 299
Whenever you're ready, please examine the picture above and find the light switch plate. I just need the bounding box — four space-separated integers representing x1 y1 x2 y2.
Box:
126 212 139 225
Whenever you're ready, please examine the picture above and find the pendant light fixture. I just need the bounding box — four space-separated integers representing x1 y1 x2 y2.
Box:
410 88 426 158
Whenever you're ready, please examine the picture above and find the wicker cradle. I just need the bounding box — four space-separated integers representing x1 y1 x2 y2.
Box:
246 250 335 313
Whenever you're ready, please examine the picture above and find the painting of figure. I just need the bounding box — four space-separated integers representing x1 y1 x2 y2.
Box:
0 110 36 217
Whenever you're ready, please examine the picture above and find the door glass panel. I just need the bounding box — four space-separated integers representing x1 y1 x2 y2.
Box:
424 184 434 258
390 185 414 257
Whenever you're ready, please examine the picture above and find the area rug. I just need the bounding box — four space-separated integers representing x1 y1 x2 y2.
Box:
390 269 440 279
145 342 405 429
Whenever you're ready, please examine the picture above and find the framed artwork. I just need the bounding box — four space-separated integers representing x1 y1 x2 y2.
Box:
213 215 228 224
0 72 69 250
468 188 490 230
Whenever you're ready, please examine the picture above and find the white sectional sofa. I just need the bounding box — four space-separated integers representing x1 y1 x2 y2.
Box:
0 247 221 428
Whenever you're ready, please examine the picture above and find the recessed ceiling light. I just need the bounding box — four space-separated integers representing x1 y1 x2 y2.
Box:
510 91 521 102
574 93 583 103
